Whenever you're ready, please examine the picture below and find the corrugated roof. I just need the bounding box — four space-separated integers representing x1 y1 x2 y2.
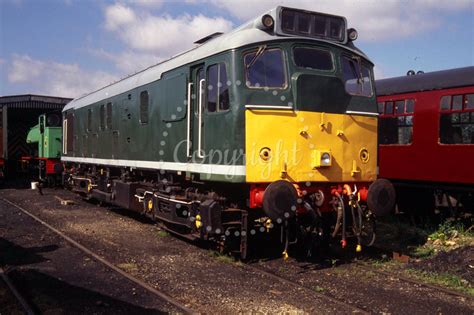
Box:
0 94 72 109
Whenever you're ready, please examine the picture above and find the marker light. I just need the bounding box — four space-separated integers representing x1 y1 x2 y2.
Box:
321 152 331 166
262 14 274 29
347 28 358 41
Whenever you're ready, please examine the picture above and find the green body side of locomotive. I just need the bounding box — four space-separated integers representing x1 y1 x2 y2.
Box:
64 40 376 182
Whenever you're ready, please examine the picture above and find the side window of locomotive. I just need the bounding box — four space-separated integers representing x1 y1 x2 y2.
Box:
140 91 149 124
342 57 373 97
195 68 204 116
379 99 415 145
244 48 286 89
99 104 105 130
293 47 333 71
207 63 229 112
106 102 112 129
439 94 474 144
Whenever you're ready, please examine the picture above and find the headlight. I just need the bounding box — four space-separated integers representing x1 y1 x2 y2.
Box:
347 28 358 41
321 152 331 165
312 150 332 168
262 14 274 29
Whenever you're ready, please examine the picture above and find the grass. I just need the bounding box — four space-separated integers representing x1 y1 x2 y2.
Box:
208 251 241 265
411 245 435 258
366 259 473 296
404 268 473 296
378 215 474 259
117 262 138 272
156 230 169 238
427 220 473 242
313 286 325 293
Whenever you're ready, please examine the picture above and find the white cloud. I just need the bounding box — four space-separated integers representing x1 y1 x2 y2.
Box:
88 48 161 74
210 0 472 41
126 0 164 8
373 65 385 80
103 3 233 58
7 54 117 98
104 3 136 31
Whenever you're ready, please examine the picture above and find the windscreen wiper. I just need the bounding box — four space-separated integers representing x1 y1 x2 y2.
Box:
246 45 267 69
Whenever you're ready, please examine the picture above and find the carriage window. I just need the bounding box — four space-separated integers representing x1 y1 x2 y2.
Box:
452 95 463 111
466 94 474 109
293 47 333 71
377 102 384 114
440 95 451 110
379 99 415 145
342 57 373 97
395 100 404 114
106 102 112 129
244 48 286 89
439 93 474 144
99 104 105 130
140 91 149 124
406 99 415 113
87 108 92 132
207 63 229 112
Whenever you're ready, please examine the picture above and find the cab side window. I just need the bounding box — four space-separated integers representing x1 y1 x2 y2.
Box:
207 63 229 112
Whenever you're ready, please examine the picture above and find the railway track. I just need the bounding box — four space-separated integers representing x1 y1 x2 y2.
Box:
0 267 36 315
243 263 370 314
1 197 194 314
246 254 473 314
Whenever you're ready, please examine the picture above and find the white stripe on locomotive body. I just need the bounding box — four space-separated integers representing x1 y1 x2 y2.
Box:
61 156 246 177
63 7 371 112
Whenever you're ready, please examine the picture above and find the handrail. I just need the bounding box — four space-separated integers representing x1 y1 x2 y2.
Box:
186 82 193 158
197 79 205 159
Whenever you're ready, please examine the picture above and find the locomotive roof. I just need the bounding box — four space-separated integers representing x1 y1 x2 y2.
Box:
64 6 370 112
376 66 474 96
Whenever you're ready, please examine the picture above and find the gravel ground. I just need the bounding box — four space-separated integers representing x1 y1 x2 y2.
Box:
0 188 359 314
1 186 473 314
0 276 24 315
0 198 182 314
254 257 474 314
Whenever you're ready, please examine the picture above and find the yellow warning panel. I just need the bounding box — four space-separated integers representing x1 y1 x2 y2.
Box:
245 109 377 183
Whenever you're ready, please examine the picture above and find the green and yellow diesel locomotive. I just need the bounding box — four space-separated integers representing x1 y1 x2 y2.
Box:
62 7 394 258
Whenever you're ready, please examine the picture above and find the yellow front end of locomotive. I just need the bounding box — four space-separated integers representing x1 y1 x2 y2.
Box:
245 109 377 183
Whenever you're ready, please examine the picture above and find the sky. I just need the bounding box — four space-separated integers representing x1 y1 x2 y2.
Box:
0 0 473 98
